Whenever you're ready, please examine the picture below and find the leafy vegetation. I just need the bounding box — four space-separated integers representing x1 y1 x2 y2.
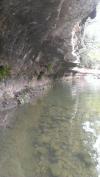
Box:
80 14 100 69
80 45 100 68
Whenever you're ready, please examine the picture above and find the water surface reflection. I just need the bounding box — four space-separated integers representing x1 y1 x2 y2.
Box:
0 80 100 177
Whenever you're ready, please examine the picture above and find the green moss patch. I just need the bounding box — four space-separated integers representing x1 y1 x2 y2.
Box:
0 65 11 80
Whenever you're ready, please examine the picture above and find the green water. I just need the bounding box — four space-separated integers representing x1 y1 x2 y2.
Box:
0 81 100 177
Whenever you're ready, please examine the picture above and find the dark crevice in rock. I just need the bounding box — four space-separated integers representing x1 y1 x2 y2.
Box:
81 8 96 25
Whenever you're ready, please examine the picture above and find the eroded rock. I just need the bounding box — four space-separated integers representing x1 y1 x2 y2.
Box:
0 0 99 78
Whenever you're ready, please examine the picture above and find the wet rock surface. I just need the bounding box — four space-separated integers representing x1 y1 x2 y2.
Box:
0 0 99 119
0 78 51 111
0 0 99 78
0 79 51 128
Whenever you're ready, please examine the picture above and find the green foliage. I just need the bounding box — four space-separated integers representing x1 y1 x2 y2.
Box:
47 63 53 72
80 47 100 68
0 65 11 80
80 17 100 69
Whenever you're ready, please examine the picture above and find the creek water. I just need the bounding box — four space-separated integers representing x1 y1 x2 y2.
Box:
0 80 100 177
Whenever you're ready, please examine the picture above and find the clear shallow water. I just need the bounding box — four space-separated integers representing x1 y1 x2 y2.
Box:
0 80 100 177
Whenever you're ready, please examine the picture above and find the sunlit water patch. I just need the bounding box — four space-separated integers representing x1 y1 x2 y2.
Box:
83 119 100 177
0 80 100 177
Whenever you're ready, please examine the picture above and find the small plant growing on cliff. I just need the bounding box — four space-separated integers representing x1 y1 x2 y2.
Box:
0 65 11 80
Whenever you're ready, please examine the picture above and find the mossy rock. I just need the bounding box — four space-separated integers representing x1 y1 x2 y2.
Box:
47 63 53 72
0 65 11 80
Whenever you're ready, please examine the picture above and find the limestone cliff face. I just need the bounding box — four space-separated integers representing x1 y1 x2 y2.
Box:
0 0 99 79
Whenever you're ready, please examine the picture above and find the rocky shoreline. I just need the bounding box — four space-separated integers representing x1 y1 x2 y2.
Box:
0 68 99 112
0 78 52 127
0 70 99 127
0 78 52 111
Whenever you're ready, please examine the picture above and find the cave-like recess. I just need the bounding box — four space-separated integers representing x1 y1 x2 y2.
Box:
0 0 99 79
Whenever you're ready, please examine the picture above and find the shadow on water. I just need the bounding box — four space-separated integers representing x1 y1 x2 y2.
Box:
0 80 100 177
